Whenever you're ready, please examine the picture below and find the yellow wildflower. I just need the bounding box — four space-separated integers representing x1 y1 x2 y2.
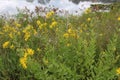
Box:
20 57 27 69
63 33 69 38
33 29 37 36
71 33 79 39
50 21 57 29
12 28 17 33
3 41 10 48
10 44 14 49
16 23 21 27
39 24 43 30
24 53 28 58
67 43 71 47
23 24 33 33
17 31 21 36
9 33 13 39
3 25 10 32
71 33 76 37
37 48 41 52
118 17 120 21
68 28 73 33
14 21 21 27
87 18 91 21
24 32 30 41
43 23 47 28
46 11 54 19
26 48 34 56
85 8 91 14
116 68 120 75
37 20 41 25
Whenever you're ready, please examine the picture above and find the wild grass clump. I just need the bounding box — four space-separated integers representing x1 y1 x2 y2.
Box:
0 3 120 80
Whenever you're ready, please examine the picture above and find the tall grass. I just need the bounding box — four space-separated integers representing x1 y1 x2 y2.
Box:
0 3 120 80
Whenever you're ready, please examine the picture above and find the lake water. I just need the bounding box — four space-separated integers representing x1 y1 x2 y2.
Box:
0 0 103 15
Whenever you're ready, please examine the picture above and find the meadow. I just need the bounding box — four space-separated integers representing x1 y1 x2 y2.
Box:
0 2 120 80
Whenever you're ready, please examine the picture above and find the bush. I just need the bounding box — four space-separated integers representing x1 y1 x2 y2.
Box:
0 3 120 79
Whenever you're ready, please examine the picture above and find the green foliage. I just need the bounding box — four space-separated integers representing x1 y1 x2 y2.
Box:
0 3 120 80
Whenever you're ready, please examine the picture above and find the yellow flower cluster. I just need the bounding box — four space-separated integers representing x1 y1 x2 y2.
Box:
116 68 120 75
2 41 15 49
15 22 21 28
24 32 30 41
3 25 17 33
46 11 54 19
2 41 10 48
19 48 34 69
2 24 18 40
39 23 47 30
10 44 14 49
37 20 41 25
63 28 79 47
23 25 33 41
9 33 13 39
66 43 71 47
33 29 37 36
36 20 47 30
85 8 91 14
23 25 33 33
68 28 73 33
50 21 57 29
26 48 34 56
118 17 120 21
37 48 41 52
87 18 91 21
0 22 22 43
63 28 78 39
20 57 27 69
63 33 69 38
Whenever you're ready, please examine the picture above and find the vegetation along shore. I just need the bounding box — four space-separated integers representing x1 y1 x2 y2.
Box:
0 2 120 80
